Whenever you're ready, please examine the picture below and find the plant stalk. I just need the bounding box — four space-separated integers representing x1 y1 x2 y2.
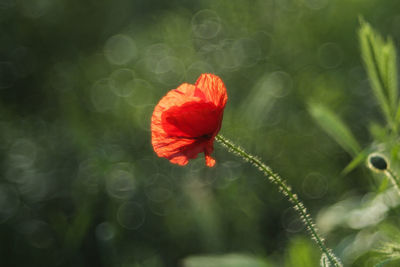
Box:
215 134 342 267
385 169 400 196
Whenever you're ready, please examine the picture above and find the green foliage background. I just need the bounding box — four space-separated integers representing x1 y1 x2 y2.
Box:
1 0 400 266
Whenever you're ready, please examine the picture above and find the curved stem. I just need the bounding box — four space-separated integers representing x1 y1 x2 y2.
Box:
215 134 342 267
385 169 400 196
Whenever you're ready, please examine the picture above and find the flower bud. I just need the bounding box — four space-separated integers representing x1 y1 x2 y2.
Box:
367 153 389 172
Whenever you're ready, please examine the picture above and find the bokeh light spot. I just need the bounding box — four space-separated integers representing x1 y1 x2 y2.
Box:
109 68 135 97
18 220 54 249
104 34 137 65
192 10 221 39
144 43 172 72
145 174 173 203
106 163 136 200
96 222 115 241
231 38 261 67
185 61 214 82
77 159 101 195
91 78 118 112
117 201 145 230
9 138 37 169
15 170 48 202
282 208 304 233
155 56 185 85
302 172 328 199
134 104 154 132
125 79 155 107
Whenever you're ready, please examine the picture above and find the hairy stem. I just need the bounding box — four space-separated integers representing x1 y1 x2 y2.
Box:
215 134 342 267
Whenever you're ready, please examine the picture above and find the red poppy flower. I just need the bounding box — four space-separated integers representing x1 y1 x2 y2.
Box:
151 73 228 167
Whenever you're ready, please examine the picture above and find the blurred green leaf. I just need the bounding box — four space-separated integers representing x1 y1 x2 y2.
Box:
182 254 271 267
377 176 390 193
369 242 400 267
359 19 398 128
375 259 393 267
284 236 319 267
309 103 361 156
342 150 368 174
369 122 388 143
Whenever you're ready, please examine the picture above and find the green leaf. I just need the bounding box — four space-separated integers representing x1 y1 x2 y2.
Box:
284 239 320 267
359 18 399 128
285 236 319 267
309 103 361 156
377 176 389 193
373 242 400 267
369 121 389 143
383 40 398 114
341 150 368 174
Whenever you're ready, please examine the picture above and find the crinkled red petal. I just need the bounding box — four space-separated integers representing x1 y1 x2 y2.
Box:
162 101 220 138
195 73 228 109
151 74 227 167
152 83 212 165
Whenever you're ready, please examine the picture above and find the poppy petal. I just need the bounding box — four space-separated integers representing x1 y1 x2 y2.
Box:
162 101 221 138
152 83 199 115
151 74 227 167
205 154 216 167
151 83 213 165
166 139 208 165
151 83 200 147
195 73 228 108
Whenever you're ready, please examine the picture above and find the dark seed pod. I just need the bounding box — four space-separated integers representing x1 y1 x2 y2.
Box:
367 153 388 172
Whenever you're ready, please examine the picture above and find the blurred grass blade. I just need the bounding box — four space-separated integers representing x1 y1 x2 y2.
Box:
384 40 398 116
309 103 361 156
182 254 271 267
374 258 398 267
377 176 389 193
342 150 367 174
359 19 398 127
374 260 389 267
374 242 400 267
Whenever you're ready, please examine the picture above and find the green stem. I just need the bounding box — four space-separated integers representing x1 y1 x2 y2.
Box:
215 134 342 267
385 169 400 196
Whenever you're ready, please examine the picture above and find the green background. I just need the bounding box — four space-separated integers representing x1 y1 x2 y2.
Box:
1 0 400 266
